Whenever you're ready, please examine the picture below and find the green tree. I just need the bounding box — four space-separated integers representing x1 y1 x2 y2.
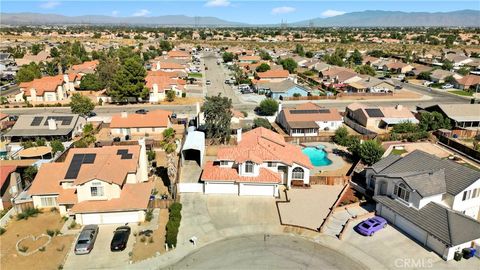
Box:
258 98 278 116
159 40 173 52
355 65 376 76
93 32 101 39
348 49 363 66
305 51 314 58
50 140 65 154
457 67 470 76
160 128 177 154
442 60 453 71
70 93 95 115
202 94 233 144
16 62 42 82
325 54 344 66
358 140 385 166
419 111 451 131
96 58 120 90
444 75 457 85
259 50 272 60
417 71 431 81
333 126 349 146
222 52 234 63
166 90 176 102
35 138 46 146
294 44 305 57
255 63 271 72
22 166 38 183
30 44 43 55
253 118 272 129
79 74 104 90
279 58 297 73
109 57 148 102
50 47 60 58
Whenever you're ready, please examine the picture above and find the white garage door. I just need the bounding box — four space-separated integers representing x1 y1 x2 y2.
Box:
204 182 238 194
396 215 427 244
239 184 275 196
81 212 140 225
379 204 396 223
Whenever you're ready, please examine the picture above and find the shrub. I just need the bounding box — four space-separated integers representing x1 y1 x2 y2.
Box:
68 220 77 230
145 209 154 222
149 237 154 243
0 227 5 235
39 246 46 252
19 246 29 253
253 118 272 129
46 229 55 237
17 208 41 220
56 245 65 252
140 236 146 243
181 92 186 98
165 203 182 247
241 111 248 117
58 264 64 270
258 98 278 116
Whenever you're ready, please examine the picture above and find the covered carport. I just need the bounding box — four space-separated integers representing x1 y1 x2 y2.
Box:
181 128 205 167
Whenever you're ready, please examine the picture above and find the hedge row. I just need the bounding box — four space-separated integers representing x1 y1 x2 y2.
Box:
165 202 182 247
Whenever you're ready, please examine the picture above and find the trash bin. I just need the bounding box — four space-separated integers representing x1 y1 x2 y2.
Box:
454 251 463 261
463 248 473 259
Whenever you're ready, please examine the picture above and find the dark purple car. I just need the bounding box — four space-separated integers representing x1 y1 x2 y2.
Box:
355 216 387 236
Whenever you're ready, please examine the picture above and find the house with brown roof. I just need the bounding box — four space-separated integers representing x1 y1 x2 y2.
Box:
319 67 362 84
110 110 172 138
382 61 413 74
430 69 462 83
167 50 190 60
277 103 344 136
346 103 419 130
201 127 313 196
28 141 153 224
257 69 290 83
238 55 261 63
16 75 67 102
454 75 480 90
145 73 186 102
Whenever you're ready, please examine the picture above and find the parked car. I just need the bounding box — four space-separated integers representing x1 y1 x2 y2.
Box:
113 137 121 142
74 225 99 255
135 109 148 114
206 80 211 85
241 88 253 94
442 84 454 89
86 111 97 118
110 226 131 252
354 216 387 236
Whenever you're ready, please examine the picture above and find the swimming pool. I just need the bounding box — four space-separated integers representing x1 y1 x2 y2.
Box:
302 146 333 166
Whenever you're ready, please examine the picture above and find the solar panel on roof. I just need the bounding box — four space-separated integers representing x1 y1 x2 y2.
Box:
121 153 133 160
64 153 96 179
117 149 133 159
30 117 43 126
365 108 384 118
43 116 74 126
83 154 96 164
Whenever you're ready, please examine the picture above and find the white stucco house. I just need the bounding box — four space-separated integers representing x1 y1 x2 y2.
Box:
201 127 313 197
28 140 153 225
365 150 480 260
109 110 172 138
16 75 67 102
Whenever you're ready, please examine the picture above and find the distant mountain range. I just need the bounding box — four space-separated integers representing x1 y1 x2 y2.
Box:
1 10 479 27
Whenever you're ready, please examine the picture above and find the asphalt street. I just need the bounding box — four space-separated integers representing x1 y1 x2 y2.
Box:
163 234 368 270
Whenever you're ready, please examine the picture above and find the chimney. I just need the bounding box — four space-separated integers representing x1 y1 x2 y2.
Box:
121 111 128 118
196 102 201 115
48 118 57 130
236 128 242 143
63 74 69 83
396 104 403 110
277 102 283 114
153 83 159 96
138 138 148 182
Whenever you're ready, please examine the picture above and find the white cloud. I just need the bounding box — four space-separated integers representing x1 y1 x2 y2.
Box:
271 6 296 15
132 9 151 17
204 0 231 7
111 10 119 17
320 9 346 18
39 1 60 9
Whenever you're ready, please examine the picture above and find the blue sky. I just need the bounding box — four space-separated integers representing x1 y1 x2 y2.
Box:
3 1 480 24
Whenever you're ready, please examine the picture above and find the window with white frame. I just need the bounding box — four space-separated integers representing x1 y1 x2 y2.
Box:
292 167 304 179
394 183 410 202
267 162 276 167
220 160 229 166
245 161 254 173
90 182 104 197
40 197 57 207
463 188 480 201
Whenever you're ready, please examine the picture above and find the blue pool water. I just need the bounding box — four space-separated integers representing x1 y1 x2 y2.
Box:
302 146 333 166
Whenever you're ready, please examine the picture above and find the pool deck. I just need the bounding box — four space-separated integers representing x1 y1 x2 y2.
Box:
302 142 347 174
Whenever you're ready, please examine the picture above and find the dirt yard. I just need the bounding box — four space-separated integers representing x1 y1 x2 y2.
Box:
131 209 169 262
158 97 202 105
0 210 75 270
337 89 422 100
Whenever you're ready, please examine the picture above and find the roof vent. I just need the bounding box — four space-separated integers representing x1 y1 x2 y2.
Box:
48 118 57 130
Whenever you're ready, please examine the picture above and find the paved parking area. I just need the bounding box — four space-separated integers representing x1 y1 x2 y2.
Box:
63 224 136 270
278 185 344 230
343 219 480 269
179 160 202 183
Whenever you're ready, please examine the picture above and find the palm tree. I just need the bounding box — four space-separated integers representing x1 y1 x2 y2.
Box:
160 128 177 183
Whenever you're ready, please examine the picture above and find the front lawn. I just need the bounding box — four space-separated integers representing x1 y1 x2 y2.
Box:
390 149 407 155
448 90 473 96
0 210 74 270
188 72 202 78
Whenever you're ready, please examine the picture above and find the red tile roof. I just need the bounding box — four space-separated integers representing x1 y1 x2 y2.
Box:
158 62 185 70
257 69 289 79
71 60 99 72
201 162 281 183
110 110 171 128
167 50 190 58
456 75 480 87
19 75 64 96
0 166 16 188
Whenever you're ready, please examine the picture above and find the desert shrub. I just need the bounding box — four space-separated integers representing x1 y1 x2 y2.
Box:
145 209 154 222
0 227 5 235
17 208 42 220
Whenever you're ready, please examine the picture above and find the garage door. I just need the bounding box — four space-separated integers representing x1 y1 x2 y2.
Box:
239 184 275 196
379 204 396 223
80 212 140 225
396 215 427 244
204 182 238 194
426 234 447 257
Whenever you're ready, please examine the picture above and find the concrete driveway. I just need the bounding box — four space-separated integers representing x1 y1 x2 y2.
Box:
343 219 480 269
63 224 136 270
177 193 281 246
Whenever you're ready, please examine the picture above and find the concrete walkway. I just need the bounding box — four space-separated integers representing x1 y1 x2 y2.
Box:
323 206 371 238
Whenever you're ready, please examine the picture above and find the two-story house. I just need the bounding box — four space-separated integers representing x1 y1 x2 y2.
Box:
110 110 172 138
17 75 67 103
28 141 153 225
365 150 480 260
201 127 312 197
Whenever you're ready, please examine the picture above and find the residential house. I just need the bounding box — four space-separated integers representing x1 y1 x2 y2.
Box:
346 103 418 130
277 102 343 136
319 67 362 85
346 76 395 93
422 104 480 129
0 53 18 78
366 150 480 260
167 50 190 60
430 69 462 83
0 166 23 211
145 73 186 102
28 142 154 224
256 80 309 99
16 75 67 102
238 55 261 63
444 54 473 67
201 127 313 196
4 113 86 142
70 60 99 75
382 62 413 74
110 110 172 138
454 75 480 90
257 69 290 83
362 56 381 66
153 62 186 72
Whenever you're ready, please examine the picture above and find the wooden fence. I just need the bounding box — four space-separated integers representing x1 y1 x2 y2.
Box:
284 135 333 144
310 175 350 186
344 117 378 137
436 134 480 162
148 199 173 209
